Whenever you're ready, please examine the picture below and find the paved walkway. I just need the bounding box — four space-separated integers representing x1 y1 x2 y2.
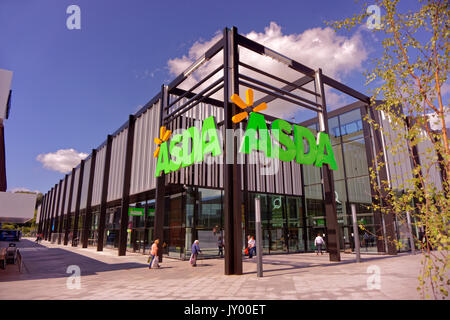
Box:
0 238 429 300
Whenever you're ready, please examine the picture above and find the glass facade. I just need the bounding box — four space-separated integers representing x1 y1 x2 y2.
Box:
104 206 121 249
303 107 379 253
247 193 305 254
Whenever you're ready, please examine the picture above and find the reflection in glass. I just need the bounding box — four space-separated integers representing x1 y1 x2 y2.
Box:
343 139 369 178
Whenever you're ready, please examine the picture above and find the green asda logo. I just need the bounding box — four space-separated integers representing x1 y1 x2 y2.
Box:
154 114 337 177
155 89 337 177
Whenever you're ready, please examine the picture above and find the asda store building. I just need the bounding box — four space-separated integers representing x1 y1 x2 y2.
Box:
37 27 437 275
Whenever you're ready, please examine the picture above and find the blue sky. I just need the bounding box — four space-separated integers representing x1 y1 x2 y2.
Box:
0 0 410 194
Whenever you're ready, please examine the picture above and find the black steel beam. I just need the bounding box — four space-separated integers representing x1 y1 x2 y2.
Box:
72 160 85 247
97 135 113 251
236 33 315 77
164 77 224 122
239 73 321 108
118 115 136 256
48 184 58 240
0 122 6 192
322 75 370 104
253 75 316 107
64 169 76 245
167 64 224 109
239 79 320 113
38 194 47 235
223 27 243 275
315 68 341 262
167 37 224 91
239 62 318 97
44 187 54 240
52 180 62 241
154 86 167 262
58 175 68 244
82 149 97 248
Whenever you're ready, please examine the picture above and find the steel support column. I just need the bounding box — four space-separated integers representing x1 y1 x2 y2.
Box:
51 180 63 242
48 184 58 240
314 68 341 262
118 115 136 256
72 160 85 247
58 175 69 244
0 120 7 192
154 88 167 262
223 27 243 275
42 191 49 239
82 149 97 248
64 168 76 245
38 194 47 235
44 187 54 240
97 135 113 251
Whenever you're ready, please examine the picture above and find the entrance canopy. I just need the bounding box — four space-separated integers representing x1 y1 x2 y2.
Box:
152 27 371 274
0 192 37 223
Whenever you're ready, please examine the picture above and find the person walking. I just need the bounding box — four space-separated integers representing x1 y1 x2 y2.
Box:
148 239 160 269
217 236 224 258
248 235 256 258
364 232 370 251
314 233 325 255
190 240 202 267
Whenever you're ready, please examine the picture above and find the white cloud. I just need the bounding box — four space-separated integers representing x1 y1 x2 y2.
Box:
428 106 450 131
167 22 368 118
36 148 88 173
9 187 40 194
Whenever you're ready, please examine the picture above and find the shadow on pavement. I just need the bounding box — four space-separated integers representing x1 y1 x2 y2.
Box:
0 239 149 282
242 253 407 277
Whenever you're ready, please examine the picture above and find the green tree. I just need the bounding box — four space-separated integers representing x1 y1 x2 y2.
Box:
328 0 449 299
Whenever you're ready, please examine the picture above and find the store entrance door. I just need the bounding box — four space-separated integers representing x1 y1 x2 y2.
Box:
131 229 145 253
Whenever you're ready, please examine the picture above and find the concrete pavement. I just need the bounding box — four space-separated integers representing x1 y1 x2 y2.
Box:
0 238 429 300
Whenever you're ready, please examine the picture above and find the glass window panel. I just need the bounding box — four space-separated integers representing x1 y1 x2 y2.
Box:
333 179 348 218
328 116 341 145
268 195 285 228
332 144 345 180
305 184 325 228
343 139 369 178
303 164 322 185
347 176 372 204
339 108 364 142
286 196 303 228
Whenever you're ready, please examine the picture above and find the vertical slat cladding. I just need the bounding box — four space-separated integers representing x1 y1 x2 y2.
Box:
64 174 72 214
36 204 42 224
58 179 66 216
92 146 105 206
71 168 80 212
80 158 91 210
108 128 128 201
129 101 160 196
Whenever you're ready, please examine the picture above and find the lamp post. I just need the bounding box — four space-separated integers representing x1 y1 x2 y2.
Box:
351 204 361 263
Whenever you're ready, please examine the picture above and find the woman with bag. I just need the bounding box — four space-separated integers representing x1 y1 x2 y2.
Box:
148 239 160 269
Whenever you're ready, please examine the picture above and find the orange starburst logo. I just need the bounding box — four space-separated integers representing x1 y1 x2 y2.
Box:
153 126 172 158
230 89 267 123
